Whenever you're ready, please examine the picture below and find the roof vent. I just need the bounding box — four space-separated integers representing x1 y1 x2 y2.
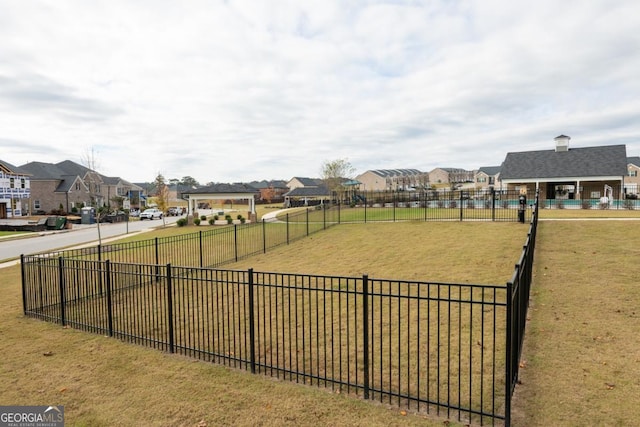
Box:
554 135 570 152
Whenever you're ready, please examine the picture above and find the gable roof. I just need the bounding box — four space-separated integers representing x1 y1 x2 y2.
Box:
182 183 258 195
477 166 501 176
500 145 627 180
0 160 31 175
19 161 69 179
628 157 640 168
284 186 331 197
289 177 323 187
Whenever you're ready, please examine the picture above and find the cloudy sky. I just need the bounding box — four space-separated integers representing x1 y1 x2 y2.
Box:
1 1 639 184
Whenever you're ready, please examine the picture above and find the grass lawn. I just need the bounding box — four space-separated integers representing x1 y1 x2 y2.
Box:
2 217 639 425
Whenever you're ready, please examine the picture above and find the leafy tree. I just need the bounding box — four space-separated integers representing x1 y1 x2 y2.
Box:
180 176 199 187
321 158 355 201
154 173 170 224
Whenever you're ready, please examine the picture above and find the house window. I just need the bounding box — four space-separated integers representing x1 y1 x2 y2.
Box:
34 200 41 209
20 178 25 188
477 177 486 183
591 191 601 199
75 182 80 190
629 170 638 177
9 178 14 188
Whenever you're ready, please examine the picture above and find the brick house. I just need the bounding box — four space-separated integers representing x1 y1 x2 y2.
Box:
475 166 501 190
19 160 143 214
626 157 640 196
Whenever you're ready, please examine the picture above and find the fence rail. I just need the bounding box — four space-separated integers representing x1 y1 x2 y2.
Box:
20 189 540 426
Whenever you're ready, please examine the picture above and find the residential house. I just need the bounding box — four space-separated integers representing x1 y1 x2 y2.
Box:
626 157 640 196
20 160 143 214
355 169 429 191
0 160 31 218
428 168 475 186
286 177 323 191
248 180 289 203
499 135 628 202
475 166 501 190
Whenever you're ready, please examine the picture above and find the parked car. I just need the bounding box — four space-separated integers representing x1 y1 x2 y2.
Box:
167 207 184 216
140 208 163 220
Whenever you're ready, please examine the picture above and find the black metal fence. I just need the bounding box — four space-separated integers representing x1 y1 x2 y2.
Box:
20 189 540 426
35 190 531 268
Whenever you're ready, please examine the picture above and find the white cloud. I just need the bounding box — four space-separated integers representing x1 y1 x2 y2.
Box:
1 0 639 184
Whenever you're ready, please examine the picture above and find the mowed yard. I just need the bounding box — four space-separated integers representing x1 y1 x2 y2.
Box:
1 218 638 425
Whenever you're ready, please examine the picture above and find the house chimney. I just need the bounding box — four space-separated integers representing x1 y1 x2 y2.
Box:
554 135 570 152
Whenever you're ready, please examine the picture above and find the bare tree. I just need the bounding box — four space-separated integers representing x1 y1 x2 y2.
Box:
81 147 107 244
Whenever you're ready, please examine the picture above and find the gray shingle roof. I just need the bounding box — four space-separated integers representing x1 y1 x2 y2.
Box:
284 186 331 197
500 145 627 180
478 166 501 176
628 157 640 167
0 160 31 175
182 183 258 194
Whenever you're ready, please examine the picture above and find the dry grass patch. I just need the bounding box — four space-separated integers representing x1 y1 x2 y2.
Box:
4 221 531 426
512 220 640 426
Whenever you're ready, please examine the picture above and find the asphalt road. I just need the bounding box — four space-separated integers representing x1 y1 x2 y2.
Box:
0 216 181 265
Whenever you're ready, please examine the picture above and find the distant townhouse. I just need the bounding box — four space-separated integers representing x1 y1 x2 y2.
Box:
355 169 429 191
500 135 628 201
475 166 501 190
428 168 475 186
0 160 31 218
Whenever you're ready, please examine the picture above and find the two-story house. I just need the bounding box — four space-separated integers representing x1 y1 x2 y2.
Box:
475 166 501 190
626 157 640 197
19 160 143 214
0 160 31 218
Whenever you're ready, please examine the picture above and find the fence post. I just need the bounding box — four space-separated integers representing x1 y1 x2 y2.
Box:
248 268 256 374
20 254 27 314
362 274 370 400
491 188 496 221
105 260 114 337
337 201 341 224
58 257 66 327
286 213 290 244
262 219 267 253
323 205 326 229
234 224 238 262
505 280 513 426
199 230 204 268
306 208 309 236
98 245 103 294
167 264 175 354
364 197 368 223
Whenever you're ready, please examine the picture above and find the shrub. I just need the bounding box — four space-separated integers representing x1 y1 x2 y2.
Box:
225 214 232 220
502 201 509 209
226 217 233 224
240 217 246 224
176 218 187 227
200 215 207 221
208 218 215 225
449 200 457 209
194 218 201 226
237 214 243 220
557 201 565 209
213 215 219 220
623 199 635 210
581 200 591 210
437 200 445 208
